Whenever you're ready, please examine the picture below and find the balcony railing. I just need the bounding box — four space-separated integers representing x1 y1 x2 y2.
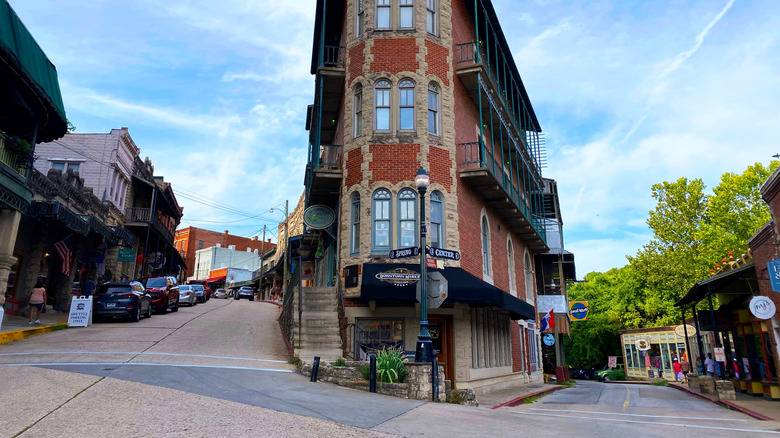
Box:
321 45 345 68
125 207 151 223
313 144 342 170
0 132 28 177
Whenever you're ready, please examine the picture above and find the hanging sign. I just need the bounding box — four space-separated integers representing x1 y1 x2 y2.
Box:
543 333 555 346
117 248 136 262
303 205 335 229
68 296 93 327
635 338 651 351
376 268 420 286
608 356 617 368
674 324 697 338
714 347 726 362
749 296 777 320
768 258 780 292
569 301 589 321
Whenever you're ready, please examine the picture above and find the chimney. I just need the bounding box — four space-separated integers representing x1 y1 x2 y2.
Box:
267 239 271 244
252 236 257 241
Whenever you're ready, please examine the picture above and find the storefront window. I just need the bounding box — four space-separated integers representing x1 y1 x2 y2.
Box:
355 318 404 360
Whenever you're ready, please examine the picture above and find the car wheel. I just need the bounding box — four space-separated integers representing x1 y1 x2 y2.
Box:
171 302 179 312
604 375 611 382
145 302 153 318
132 306 141 322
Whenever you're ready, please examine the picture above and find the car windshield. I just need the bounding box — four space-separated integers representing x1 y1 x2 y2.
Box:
98 285 133 295
191 285 204 291
179 285 191 291
145 278 167 288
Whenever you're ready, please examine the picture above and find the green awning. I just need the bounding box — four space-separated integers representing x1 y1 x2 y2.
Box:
0 0 67 142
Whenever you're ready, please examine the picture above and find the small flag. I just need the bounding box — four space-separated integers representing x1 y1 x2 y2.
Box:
539 308 556 332
54 235 73 275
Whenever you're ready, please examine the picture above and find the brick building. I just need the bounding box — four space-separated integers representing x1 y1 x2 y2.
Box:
288 0 569 395
174 226 275 280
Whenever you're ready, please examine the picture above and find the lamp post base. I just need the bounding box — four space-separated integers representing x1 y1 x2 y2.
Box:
415 339 434 363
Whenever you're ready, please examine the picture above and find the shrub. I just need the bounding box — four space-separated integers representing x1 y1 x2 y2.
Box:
332 358 346 367
288 356 302 369
357 363 370 380
606 369 626 381
446 390 464 404
651 379 669 387
376 346 409 383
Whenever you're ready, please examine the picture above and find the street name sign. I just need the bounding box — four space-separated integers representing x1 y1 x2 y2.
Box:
426 246 460 261
389 246 420 259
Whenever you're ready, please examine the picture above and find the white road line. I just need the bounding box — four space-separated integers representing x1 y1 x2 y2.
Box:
514 411 777 434
529 408 749 422
0 351 288 363
0 362 294 373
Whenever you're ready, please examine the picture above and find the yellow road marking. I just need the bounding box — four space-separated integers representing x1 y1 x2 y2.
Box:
623 385 630 410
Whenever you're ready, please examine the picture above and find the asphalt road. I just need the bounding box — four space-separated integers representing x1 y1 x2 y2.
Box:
2 300 779 437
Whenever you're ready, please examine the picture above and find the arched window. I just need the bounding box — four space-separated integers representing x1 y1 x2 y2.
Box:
350 192 361 254
399 79 415 131
399 0 414 28
376 0 391 29
355 0 365 36
428 83 439 135
507 238 516 294
426 0 438 35
354 84 363 137
481 216 490 277
397 189 417 247
375 80 391 131
430 191 444 248
524 251 534 303
372 189 392 252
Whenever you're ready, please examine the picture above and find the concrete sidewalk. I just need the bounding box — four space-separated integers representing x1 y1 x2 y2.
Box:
476 382 562 408
669 382 780 421
0 304 69 345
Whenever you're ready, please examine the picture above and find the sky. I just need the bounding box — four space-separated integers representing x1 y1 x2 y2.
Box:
9 0 780 278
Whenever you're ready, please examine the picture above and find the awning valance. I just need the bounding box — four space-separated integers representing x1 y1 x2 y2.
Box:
206 276 226 283
360 263 535 320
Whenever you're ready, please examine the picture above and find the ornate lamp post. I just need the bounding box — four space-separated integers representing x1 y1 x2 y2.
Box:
414 167 433 363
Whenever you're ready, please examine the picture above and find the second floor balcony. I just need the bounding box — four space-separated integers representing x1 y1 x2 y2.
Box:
306 143 342 206
124 207 175 244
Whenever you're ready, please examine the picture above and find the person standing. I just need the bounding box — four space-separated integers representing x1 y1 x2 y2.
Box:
673 359 683 382
82 277 96 297
705 353 717 379
28 281 47 324
680 357 690 382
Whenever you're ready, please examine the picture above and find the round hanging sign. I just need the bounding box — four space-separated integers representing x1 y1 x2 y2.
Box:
303 205 335 229
673 324 697 338
635 338 651 351
543 333 555 346
749 296 777 320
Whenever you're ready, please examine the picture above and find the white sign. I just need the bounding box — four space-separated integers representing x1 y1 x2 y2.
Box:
415 271 448 309
537 295 567 314
68 296 93 327
749 296 777 320
635 338 651 351
674 324 697 338
714 347 726 362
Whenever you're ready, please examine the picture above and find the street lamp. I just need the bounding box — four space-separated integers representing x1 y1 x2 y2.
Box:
415 167 433 363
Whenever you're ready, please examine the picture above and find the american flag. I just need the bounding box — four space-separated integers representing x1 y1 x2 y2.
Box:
54 235 73 275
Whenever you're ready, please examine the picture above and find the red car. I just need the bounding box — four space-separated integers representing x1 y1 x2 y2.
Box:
139 276 179 314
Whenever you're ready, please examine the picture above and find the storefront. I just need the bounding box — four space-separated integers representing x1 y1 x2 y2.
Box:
620 326 707 380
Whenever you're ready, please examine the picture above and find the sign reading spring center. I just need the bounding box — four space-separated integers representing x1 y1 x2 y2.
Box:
569 301 589 321
67 296 93 327
376 268 420 286
389 246 419 259
303 205 336 229
767 258 780 292
749 296 777 320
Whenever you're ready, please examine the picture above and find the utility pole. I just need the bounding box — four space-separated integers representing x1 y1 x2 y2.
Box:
260 225 266 299
282 200 289 301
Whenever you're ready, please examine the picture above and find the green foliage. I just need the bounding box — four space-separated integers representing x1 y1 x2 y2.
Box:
332 358 346 367
565 161 778 368
651 379 669 387
607 369 626 381
288 356 301 368
445 390 464 404
357 363 370 380
66 120 76 133
376 346 409 383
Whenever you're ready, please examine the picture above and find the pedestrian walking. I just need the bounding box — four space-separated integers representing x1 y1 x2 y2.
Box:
28 281 47 324
673 358 683 382
680 357 690 382
705 353 717 379
82 276 96 297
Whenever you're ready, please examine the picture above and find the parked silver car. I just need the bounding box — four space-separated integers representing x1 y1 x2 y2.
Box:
178 285 198 306
214 288 227 299
235 286 254 301
190 284 207 303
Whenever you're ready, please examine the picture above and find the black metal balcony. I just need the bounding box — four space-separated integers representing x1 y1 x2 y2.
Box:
306 143 342 206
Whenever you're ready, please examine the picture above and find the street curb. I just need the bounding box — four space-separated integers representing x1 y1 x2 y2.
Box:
668 383 774 421
491 386 562 409
259 300 282 307
0 322 68 346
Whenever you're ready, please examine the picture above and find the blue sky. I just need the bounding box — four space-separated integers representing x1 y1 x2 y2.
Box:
10 0 780 278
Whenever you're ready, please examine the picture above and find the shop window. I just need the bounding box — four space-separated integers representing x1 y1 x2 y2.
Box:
470 308 511 369
355 318 404 360
397 188 417 248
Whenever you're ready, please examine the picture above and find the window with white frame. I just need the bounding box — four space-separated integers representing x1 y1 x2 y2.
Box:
355 0 365 36
397 189 417 247
399 0 414 28
372 189 392 252
524 251 534 303
430 190 443 248
375 80 391 131
482 215 491 277
376 0 391 29
350 192 361 254
470 308 511 368
51 161 80 173
354 84 363 137
398 79 415 131
507 239 516 294
428 83 440 135
426 0 438 35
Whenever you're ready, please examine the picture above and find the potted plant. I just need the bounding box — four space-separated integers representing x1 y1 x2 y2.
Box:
7 136 32 154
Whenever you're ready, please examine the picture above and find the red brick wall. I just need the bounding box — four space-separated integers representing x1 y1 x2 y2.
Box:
510 321 526 373
349 42 365 84
345 148 363 188
425 40 449 86
370 39 418 74
174 227 276 279
428 146 452 191
451 0 478 49
369 144 420 185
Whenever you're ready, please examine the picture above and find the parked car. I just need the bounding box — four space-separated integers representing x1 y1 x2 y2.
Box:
190 284 207 303
596 363 625 382
178 285 198 307
93 281 152 322
572 364 604 380
139 276 179 313
235 286 254 301
188 280 211 300
214 288 227 299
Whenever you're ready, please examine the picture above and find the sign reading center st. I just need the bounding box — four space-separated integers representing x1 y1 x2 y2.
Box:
389 246 420 259
427 246 460 261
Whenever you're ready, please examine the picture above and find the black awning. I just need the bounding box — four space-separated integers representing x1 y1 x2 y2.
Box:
675 262 756 307
360 263 535 320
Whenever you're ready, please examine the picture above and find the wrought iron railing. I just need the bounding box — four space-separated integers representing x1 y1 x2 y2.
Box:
315 144 342 170
456 41 478 64
321 45 345 68
0 133 28 177
343 323 384 361
125 207 151 223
